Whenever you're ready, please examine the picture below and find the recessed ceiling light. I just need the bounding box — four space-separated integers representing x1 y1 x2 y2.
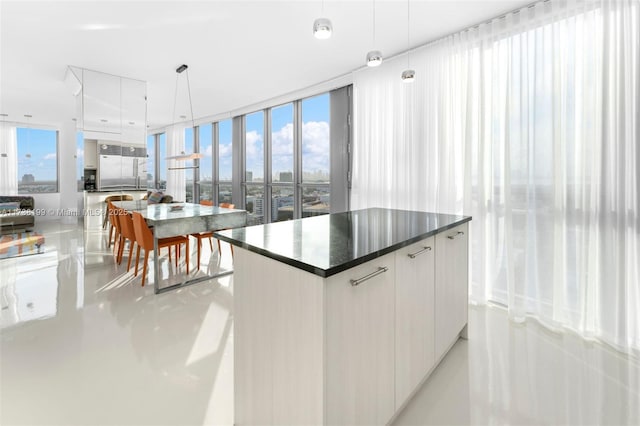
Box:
100 119 108 123
313 18 333 39
0 113 8 117
24 114 32 118
81 24 121 31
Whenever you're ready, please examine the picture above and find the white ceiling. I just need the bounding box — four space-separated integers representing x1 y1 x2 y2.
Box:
0 0 532 130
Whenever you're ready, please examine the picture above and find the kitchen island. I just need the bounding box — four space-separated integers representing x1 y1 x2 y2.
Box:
215 208 471 425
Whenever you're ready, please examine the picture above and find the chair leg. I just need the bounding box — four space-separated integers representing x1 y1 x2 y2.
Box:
176 245 180 267
108 225 114 248
230 243 234 258
134 245 141 276
217 238 221 255
117 236 125 264
185 239 189 274
141 251 149 286
168 246 172 263
126 240 135 272
208 237 213 251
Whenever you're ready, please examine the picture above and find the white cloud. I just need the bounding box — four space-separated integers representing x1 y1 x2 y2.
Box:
301 121 330 172
245 130 263 159
204 145 213 157
272 123 293 156
219 142 232 159
43 153 57 160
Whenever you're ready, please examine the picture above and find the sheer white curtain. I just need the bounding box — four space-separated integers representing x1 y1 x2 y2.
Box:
166 124 186 202
0 122 18 195
352 0 639 352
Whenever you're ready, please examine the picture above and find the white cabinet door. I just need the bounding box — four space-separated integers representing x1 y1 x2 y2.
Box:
435 223 469 361
325 253 395 425
395 236 435 405
84 140 97 169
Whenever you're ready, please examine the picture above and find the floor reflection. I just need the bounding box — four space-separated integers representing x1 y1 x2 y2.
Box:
394 304 640 425
1 220 638 425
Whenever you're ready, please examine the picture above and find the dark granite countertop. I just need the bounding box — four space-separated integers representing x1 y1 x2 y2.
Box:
84 190 148 193
215 208 471 278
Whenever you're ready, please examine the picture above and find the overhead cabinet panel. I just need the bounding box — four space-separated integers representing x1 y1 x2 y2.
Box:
83 70 121 134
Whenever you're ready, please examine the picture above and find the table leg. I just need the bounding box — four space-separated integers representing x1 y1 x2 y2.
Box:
153 233 160 294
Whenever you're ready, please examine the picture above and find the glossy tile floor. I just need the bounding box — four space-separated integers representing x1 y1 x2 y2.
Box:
1 220 639 425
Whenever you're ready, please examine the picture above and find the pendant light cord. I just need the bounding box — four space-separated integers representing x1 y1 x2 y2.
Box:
407 0 410 66
185 69 196 130
171 72 179 130
372 0 376 46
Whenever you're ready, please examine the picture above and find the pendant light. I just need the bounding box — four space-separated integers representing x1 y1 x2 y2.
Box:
401 0 415 83
24 114 32 158
166 64 204 164
313 0 332 39
366 0 383 67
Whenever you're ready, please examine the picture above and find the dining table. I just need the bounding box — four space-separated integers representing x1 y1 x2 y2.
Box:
113 201 247 294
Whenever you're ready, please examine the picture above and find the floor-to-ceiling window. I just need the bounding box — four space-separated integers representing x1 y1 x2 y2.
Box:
301 94 330 217
149 88 348 219
270 103 294 221
237 88 348 223
146 134 155 190
217 119 233 204
184 127 195 202
244 111 265 224
158 133 167 190
198 123 213 202
17 127 58 193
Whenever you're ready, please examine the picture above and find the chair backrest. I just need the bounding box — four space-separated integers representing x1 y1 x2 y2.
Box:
109 202 122 232
200 200 214 206
105 194 134 203
219 203 235 209
131 211 154 251
116 208 135 241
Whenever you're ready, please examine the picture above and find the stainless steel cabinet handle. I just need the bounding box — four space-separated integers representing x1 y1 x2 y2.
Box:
447 231 465 240
408 246 432 259
350 267 388 286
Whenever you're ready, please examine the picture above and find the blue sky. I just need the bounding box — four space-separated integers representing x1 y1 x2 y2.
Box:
146 92 330 184
17 127 58 181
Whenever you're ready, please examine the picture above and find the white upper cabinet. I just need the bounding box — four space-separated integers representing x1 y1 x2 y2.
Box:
120 78 147 146
80 69 147 144
83 70 121 134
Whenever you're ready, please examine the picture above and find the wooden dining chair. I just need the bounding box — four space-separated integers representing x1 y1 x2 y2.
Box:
131 211 189 286
115 208 137 271
191 201 235 270
103 194 134 229
106 201 119 249
216 203 235 257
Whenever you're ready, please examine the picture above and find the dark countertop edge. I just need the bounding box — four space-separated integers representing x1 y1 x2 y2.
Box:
84 190 148 193
215 215 472 278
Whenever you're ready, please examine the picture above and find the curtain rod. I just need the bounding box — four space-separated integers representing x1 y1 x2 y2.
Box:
461 0 552 33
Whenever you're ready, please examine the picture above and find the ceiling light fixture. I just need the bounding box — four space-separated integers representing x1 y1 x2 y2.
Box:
313 0 332 39
366 0 382 67
166 64 204 163
401 0 415 83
